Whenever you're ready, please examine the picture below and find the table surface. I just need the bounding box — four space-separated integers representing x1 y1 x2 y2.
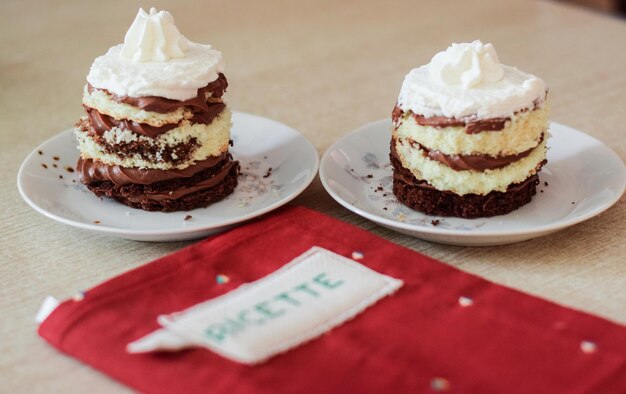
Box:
1 0 625 391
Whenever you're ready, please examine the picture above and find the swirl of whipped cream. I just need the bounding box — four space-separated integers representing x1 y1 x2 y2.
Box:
86 8 224 101
429 41 503 88
120 8 189 62
397 41 546 119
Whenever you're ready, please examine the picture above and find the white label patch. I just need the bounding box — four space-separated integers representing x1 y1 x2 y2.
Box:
129 247 403 364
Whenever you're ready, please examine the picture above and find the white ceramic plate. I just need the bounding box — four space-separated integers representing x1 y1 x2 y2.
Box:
18 112 319 241
320 120 625 246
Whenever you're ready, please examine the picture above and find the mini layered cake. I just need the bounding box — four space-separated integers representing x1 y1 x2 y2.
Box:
75 8 238 212
391 41 548 218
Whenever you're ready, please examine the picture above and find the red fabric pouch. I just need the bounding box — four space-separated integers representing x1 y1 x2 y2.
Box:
39 206 626 393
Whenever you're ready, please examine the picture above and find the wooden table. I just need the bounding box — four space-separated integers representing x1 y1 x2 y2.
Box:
1 0 624 391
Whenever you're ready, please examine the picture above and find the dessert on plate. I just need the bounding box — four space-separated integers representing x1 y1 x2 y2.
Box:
391 40 549 218
75 8 238 212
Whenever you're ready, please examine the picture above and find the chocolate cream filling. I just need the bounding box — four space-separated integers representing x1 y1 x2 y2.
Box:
85 73 228 138
125 165 236 203
392 94 545 134
84 102 226 139
77 153 230 186
390 144 545 194
87 73 228 114
400 133 545 171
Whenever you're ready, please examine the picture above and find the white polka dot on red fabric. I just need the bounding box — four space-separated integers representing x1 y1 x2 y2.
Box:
580 340 597 354
431 377 450 391
351 251 364 260
458 296 473 307
216 274 230 284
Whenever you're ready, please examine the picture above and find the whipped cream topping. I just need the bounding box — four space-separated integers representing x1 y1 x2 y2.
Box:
429 41 503 89
120 8 189 62
397 41 546 119
87 8 224 101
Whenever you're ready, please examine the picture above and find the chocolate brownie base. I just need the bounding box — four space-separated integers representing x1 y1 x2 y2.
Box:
391 155 540 218
86 160 240 212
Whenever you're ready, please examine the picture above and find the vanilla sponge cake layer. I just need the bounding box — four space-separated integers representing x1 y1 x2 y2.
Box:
395 104 549 156
394 135 547 196
75 109 232 170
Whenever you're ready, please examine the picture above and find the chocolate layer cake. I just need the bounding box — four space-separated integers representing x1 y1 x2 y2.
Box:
75 8 238 212
392 41 549 218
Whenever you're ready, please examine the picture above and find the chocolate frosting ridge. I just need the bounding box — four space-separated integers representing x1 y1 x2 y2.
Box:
85 102 226 139
88 73 228 114
391 134 543 172
390 141 541 193
411 113 509 133
85 107 176 138
77 154 228 186
391 97 544 134
125 162 236 203
413 134 543 171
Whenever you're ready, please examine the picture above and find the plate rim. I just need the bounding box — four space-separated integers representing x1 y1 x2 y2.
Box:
320 119 625 238
18 111 320 236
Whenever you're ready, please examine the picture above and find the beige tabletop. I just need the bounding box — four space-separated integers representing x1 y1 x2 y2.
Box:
1 0 625 391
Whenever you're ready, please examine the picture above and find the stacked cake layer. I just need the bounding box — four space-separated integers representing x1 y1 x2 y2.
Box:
75 8 238 211
391 41 549 218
